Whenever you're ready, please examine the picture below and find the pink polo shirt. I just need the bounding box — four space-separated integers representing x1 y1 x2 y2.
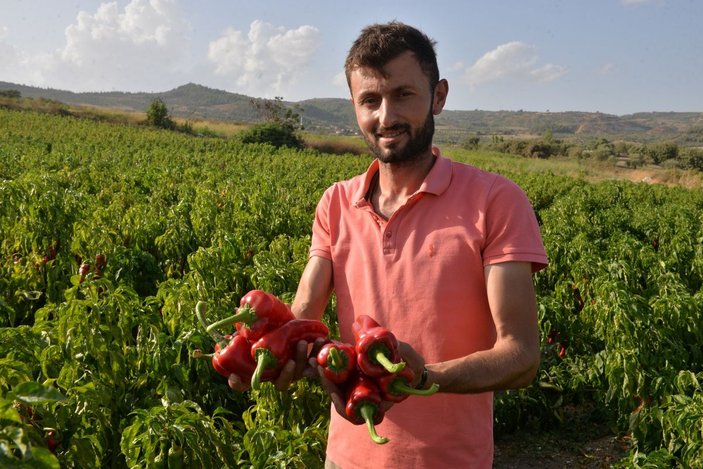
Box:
310 148 548 468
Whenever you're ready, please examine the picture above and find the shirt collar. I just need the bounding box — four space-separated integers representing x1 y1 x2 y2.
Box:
353 146 452 206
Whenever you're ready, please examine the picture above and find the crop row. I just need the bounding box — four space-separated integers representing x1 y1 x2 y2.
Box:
1 108 702 467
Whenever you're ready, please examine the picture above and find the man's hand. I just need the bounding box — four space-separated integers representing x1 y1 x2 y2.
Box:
273 337 327 391
227 337 326 392
397 340 428 389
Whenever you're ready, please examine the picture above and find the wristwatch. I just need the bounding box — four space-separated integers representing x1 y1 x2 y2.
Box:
415 366 429 389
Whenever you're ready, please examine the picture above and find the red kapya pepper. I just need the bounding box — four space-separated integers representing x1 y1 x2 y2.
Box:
352 314 405 377
206 290 295 342
345 374 389 445
250 318 329 389
195 301 276 383
376 366 440 403
209 334 277 383
316 340 356 384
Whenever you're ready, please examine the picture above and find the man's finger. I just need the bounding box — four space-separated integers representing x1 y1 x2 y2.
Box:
293 340 309 378
274 359 297 391
228 373 250 392
317 365 346 418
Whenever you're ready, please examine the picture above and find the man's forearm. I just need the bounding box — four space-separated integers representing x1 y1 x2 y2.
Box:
426 339 540 394
291 256 333 320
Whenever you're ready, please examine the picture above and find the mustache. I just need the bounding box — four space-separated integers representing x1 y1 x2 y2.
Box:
375 124 410 134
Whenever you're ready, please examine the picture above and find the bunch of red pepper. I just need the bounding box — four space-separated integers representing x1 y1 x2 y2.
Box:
196 297 438 445
316 314 440 445
194 290 329 390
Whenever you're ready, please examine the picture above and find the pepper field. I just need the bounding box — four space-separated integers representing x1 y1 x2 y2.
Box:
1 108 702 468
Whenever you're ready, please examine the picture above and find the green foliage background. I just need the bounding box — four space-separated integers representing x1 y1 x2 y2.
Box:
1 107 701 467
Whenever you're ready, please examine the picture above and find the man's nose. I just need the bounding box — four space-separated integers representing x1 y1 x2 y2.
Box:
377 98 398 128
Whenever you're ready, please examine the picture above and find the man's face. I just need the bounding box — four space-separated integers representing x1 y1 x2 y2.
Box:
348 51 445 165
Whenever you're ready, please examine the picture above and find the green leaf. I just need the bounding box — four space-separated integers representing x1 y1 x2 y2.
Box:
24 447 60 469
0 402 24 425
9 382 66 405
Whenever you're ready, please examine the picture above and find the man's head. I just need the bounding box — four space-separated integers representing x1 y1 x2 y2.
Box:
345 22 447 165
344 21 440 93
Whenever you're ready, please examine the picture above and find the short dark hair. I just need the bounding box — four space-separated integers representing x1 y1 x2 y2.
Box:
344 21 439 90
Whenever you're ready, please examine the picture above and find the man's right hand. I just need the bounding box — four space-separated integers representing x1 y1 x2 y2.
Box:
227 338 325 392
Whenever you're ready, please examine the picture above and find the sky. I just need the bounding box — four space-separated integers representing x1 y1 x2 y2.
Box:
1 0 702 115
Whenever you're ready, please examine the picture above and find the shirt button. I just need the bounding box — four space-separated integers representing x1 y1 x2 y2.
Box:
385 231 392 238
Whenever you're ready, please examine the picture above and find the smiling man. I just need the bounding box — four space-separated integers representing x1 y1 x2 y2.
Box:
288 21 549 468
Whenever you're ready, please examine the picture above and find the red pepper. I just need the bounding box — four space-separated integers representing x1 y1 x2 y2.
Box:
352 314 405 377
316 340 356 384
212 334 278 383
345 375 389 445
206 290 295 341
250 318 329 389
376 367 440 403
194 301 277 384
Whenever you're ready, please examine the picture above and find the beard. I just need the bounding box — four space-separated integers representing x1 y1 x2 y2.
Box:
364 108 435 165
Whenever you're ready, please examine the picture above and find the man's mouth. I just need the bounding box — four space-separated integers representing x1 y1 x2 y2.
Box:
376 125 409 141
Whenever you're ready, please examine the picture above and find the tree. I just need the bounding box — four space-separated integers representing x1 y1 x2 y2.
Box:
146 98 174 129
250 96 303 130
0 89 21 98
241 97 304 149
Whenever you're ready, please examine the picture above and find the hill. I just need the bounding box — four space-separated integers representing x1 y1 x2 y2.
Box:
2 81 703 145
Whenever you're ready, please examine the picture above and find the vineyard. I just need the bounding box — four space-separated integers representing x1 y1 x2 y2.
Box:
1 107 702 468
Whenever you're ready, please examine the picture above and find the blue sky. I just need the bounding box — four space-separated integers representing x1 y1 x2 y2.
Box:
1 0 701 115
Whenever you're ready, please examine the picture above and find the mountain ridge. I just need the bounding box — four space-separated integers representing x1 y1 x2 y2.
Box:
2 81 702 145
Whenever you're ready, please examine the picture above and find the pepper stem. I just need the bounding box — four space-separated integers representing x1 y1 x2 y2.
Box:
206 305 257 334
251 349 277 390
327 347 345 370
359 404 389 445
391 380 440 397
195 301 227 348
373 348 405 373
191 349 214 360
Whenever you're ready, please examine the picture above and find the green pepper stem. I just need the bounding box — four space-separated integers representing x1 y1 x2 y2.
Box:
373 349 405 373
191 349 214 360
251 349 276 390
359 404 389 445
205 305 257 334
392 380 440 397
327 347 344 370
196 301 227 347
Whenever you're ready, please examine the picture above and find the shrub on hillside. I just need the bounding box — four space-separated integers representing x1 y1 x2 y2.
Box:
240 122 304 149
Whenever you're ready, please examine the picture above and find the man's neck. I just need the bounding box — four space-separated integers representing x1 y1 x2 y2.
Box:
371 150 436 219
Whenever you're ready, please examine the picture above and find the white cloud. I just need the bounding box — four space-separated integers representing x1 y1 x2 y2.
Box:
57 0 192 90
3 0 192 91
0 25 40 84
597 63 617 75
207 20 320 97
530 63 568 82
332 70 348 91
465 41 567 88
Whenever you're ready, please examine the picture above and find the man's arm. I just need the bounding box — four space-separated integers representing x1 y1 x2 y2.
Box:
291 255 334 320
422 261 541 393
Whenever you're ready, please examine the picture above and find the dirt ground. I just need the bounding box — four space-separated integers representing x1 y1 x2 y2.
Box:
493 430 629 468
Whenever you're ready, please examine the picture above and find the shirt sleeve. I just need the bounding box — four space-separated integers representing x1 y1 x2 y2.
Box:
309 185 334 260
482 176 548 272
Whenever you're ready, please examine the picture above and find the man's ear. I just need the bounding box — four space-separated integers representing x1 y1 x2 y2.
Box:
432 79 449 115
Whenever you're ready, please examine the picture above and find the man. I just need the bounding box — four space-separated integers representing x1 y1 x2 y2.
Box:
289 21 549 468
228 20 547 467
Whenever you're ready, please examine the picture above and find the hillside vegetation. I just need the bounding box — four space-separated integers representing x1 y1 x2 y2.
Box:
3 80 703 145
